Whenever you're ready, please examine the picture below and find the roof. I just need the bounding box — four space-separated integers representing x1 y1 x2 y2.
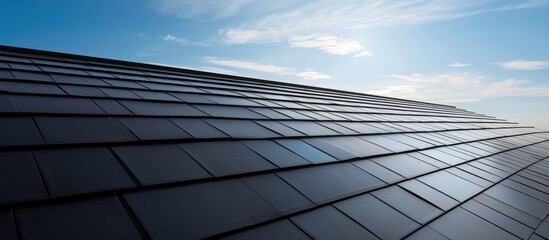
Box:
0 45 548 240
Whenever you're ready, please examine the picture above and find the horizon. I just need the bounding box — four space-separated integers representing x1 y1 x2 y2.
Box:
1 0 548 129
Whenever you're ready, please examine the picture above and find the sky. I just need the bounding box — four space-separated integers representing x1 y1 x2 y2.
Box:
1 0 548 130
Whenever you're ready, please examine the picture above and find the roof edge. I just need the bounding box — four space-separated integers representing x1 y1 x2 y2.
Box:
0 44 456 109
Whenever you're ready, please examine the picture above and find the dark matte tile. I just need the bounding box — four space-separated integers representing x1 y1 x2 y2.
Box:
222 220 310 240
34 147 135 197
124 179 279 239
0 151 48 205
119 117 191 140
112 144 211 185
17 196 143 240
335 194 419 239
291 206 377 240
0 210 17 240
278 163 384 204
180 141 276 176
0 117 45 146
241 173 314 214
35 116 138 144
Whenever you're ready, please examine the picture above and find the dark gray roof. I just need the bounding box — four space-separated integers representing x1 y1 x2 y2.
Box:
0 45 548 240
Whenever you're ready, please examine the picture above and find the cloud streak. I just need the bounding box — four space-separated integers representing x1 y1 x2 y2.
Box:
220 0 549 42
288 34 372 57
152 1 549 57
150 0 264 19
498 60 549 70
447 62 472 67
163 34 208 46
148 62 238 75
366 72 549 103
204 57 330 80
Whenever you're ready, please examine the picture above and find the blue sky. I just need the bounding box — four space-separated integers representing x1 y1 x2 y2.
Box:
1 0 548 129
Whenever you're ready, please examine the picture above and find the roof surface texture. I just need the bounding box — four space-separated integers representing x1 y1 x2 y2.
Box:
0 45 548 240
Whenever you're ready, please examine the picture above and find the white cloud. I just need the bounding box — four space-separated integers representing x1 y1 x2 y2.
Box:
204 57 297 75
384 73 484 86
199 66 238 75
204 56 330 80
354 50 373 58
214 0 549 56
221 0 549 44
366 72 549 103
498 60 549 70
163 34 187 44
151 1 549 56
447 62 471 67
288 34 371 57
147 62 238 75
222 28 280 44
163 34 208 46
298 70 331 80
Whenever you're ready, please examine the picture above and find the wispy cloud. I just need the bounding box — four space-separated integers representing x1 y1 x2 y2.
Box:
204 57 330 80
366 72 549 103
297 70 331 80
220 0 549 43
222 29 280 44
204 57 297 75
199 66 238 75
447 62 472 67
162 34 208 46
498 60 549 70
288 34 372 57
151 1 549 56
132 33 150 39
148 62 238 75
212 0 549 56
150 0 261 19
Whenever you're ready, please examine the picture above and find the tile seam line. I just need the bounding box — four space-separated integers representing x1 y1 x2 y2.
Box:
472 196 541 229
116 194 151 240
0 90 497 120
499 178 549 204
11 208 24 240
0 126 538 151
527 215 549 239
0 111 512 124
460 202 534 239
